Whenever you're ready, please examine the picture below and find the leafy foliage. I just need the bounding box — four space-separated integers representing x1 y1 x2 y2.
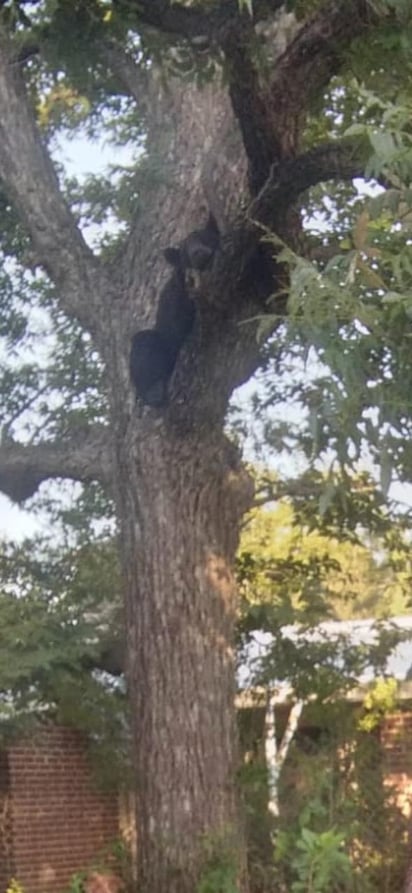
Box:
0 533 127 783
240 699 410 892
236 477 412 703
288 827 352 893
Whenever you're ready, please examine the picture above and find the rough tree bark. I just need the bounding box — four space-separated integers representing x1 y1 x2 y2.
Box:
116 426 253 890
0 2 390 891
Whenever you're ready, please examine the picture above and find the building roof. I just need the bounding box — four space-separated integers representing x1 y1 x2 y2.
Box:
238 615 412 699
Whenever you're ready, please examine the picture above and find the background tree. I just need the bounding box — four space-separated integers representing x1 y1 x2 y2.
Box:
237 472 412 629
1 1 412 891
236 483 412 893
0 533 127 777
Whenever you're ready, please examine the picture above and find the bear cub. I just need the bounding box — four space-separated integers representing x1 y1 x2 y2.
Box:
129 329 176 408
129 213 220 407
156 246 196 354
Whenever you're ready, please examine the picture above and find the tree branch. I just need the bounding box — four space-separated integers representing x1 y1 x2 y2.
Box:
221 21 280 192
0 425 112 503
101 39 150 111
251 138 369 226
114 0 284 40
221 0 382 186
0 29 106 334
269 0 381 154
208 136 368 310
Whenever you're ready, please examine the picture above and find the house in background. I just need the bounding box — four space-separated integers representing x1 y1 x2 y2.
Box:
2 617 412 893
238 615 412 818
237 616 412 893
0 725 132 893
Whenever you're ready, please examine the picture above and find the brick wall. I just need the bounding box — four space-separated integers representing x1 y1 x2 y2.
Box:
1 725 119 893
0 749 13 892
381 711 412 817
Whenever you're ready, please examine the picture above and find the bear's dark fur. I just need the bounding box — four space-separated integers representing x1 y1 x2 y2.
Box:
129 214 219 408
129 253 194 407
155 250 196 352
129 329 176 407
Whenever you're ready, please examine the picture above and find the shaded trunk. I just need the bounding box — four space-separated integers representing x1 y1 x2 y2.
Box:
114 414 253 893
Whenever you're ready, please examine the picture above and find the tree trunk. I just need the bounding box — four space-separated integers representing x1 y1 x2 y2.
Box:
113 414 253 893
100 71 255 892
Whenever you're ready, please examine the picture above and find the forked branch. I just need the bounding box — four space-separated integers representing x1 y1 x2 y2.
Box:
221 0 381 180
269 0 380 154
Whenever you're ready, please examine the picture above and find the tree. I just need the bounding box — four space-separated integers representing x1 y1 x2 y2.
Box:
1 2 412 891
237 479 412 626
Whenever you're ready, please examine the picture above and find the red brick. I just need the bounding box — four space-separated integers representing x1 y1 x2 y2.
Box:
0 726 119 893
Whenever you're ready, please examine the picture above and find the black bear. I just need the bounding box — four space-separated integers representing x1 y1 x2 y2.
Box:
165 213 220 272
129 214 219 408
129 252 195 407
156 247 196 350
129 329 177 407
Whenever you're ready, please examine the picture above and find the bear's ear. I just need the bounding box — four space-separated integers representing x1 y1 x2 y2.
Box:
164 247 181 266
